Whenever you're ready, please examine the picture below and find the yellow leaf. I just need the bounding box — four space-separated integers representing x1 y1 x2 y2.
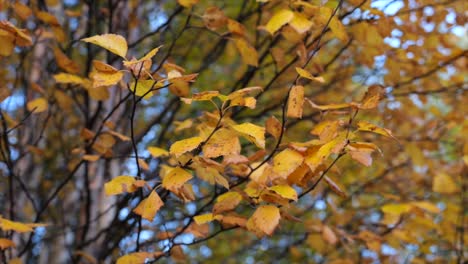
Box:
0 218 32 233
231 123 265 149
82 34 128 59
203 128 240 158
129 79 159 99
357 121 397 140
194 213 214 225
305 136 346 171
289 12 313 34
116 252 154 264
53 47 79 74
227 86 262 100
104 176 138 196
170 136 203 157
306 98 351 110
54 73 85 85
322 225 338 245
411 201 440 214
133 190 164 221
91 70 123 88
295 67 325 83
324 176 347 198
74 250 97 264
181 91 219 104
8 258 22 264
162 167 193 192
27 98 48 113
329 18 349 43
147 147 169 158
251 205 280 236
227 19 246 36
13 2 32 20
0 21 32 46
213 191 242 214
269 185 298 201
125 46 161 67
381 203 412 215
287 85 304 118
202 7 227 31
272 149 304 179
265 9 294 34
178 0 199 8
232 36 258 67
360 84 385 109
0 238 15 250
265 116 282 139
433 173 458 194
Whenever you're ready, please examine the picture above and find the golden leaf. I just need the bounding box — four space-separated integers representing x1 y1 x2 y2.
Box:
104 176 138 196
162 167 193 192
133 190 164 221
265 116 282 139
356 121 397 140
295 67 325 83
265 9 294 34
287 85 305 118
82 34 128 59
178 0 199 8
251 205 280 236
272 148 304 179
231 123 265 149
269 185 298 201
27 98 48 113
147 147 170 158
0 238 15 250
232 36 258 67
432 173 458 194
213 191 243 215
170 136 203 157
289 12 313 34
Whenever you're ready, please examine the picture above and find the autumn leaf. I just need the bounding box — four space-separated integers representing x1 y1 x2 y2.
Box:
170 136 203 157
116 252 155 264
27 98 48 113
251 205 281 236
133 190 164 221
269 185 298 201
213 191 243 215
0 238 15 250
104 176 139 196
232 36 258 67
287 85 305 118
147 147 170 158
162 167 193 192
295 67 325 83
356 121 397 140
432 173 458 194
265 9 294 34
272 148 304 179
82 34 128 58
231 123 265 149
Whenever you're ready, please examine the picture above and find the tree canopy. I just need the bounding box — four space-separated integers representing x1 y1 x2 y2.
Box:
0 0 466 263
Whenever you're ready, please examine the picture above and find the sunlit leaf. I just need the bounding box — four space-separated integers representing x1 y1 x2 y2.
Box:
133 190 164 221
432 173 458 194
269 185 298 201
231 123 265 149
162 167 193 192
287 85 305 118
265 9 294 34
82 34 128 58
251 205 280 236
27 98 48 113
170 136 203 157
104 176 138 196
